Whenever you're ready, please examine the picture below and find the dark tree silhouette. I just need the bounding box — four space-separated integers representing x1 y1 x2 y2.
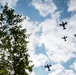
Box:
0 3 33 75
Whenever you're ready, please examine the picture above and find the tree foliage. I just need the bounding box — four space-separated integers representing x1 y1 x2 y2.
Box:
0 3 33 75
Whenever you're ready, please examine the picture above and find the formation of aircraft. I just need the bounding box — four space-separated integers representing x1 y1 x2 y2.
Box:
62 36 67 41
45 64 52 71
59 21 68 41
59 21 67 30
44 21 76 72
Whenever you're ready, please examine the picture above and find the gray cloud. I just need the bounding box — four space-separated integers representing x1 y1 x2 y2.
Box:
0 0 18 8
31 0 57 17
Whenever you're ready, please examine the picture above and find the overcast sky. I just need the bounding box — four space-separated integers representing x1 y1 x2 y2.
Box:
0 0 76 75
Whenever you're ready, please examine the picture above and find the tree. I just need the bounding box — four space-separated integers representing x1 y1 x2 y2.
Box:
0 3 33 75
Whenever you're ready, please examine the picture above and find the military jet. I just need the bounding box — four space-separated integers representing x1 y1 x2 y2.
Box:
62 36 67 41
45 64 52 71
59 21 67 30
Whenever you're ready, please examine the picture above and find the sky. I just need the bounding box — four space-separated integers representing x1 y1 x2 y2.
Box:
0 0 76 75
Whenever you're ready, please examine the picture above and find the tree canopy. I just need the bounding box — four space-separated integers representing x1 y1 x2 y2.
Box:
0 3 33 75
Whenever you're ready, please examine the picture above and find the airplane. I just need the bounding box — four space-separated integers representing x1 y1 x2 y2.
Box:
74 34 76 37
59 21 67 30
45 64 52 71
62 36 67 41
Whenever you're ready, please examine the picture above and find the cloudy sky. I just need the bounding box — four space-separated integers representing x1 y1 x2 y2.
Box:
0 0 76 75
